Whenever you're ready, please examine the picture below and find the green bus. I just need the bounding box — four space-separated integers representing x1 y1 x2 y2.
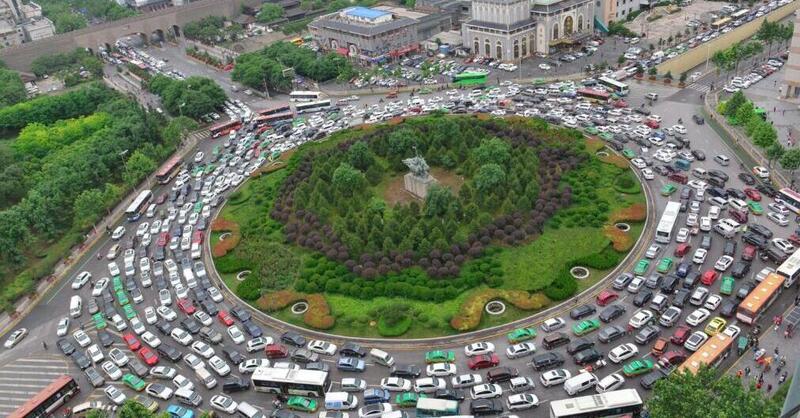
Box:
416 398 458 417
452 71 488 86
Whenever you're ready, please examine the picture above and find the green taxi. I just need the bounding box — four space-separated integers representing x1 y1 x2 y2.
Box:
112 276 123 291
720 276 735 295
747 201 764 215
287 396 318 413
507 327 537 344
623 359 654 377
93 313 107 330
572 319 600 336
425 350 455 364
660 184 677 196
584 126 599 135
633 259 650 276
395 392 426 407
598 132 614 141
622 149 636 159
122 373 146 391
122 304 136 319
656 257 673 274
116 290 129 306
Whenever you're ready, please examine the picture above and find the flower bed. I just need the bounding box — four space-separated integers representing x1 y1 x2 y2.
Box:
450 289 550 331
210 218 241 257
257 290 335 330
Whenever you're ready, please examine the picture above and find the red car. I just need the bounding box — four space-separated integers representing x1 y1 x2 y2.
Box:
645 119 659 129
658 350 688 368
138 346 159 366
467 354 500 370
701 270 719 286
156 232 169 247
596 290 619 307
729 209 748 224
122 333 141 351
674 243 691 257
156 193 167 205
218 310 234 326
789 234 800 246
744 188 762 201
671 325 691 345
265 343 289 359
177 298 196 315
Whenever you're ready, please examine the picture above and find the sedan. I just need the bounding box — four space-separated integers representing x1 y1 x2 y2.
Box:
380 377 411 392
464 342 495 357
685 308 711 326
505 342 536 359
714 255 734 271
452 373 483 389
101 361 123 380
608 343 638 364
104 385 126 406
210 394 238 414
426 363 457 377
470 383 503 400
208 355 231 376
227 326 245 344
308 340 337 356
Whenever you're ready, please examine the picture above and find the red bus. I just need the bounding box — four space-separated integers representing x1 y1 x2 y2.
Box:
9 375 79 418
210 120 242 138
156 154 183 184
258 105 292 116
577 88 611 102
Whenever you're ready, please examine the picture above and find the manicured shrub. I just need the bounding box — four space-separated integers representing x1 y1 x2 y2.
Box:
235 274 262 301
543 270 578 301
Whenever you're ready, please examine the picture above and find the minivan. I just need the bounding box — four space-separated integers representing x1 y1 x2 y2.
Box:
174 387 202 407
195 367 217 389
325 392 358 410
692 167 708 179
563 372 597 395
369 348 395 367
714 154 731 166
70 295 83 318
236 401 266 418
542 332 570 350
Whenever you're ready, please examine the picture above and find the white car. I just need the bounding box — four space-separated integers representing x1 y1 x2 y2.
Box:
150 366 177 380
685 308 711 326
247 337 274 353
208 287 224 303
684 331 709 351
628 309 654 329
144 306 158 325
130 317 145 335
208 356 231 377
464 342 495 357
507 393 539 410
541 317 566 332
104 385 126 405
471 383 503 399
645 244 661 259
539 63 551 70
414 377 446 393
173 374 194 391
641 168 654 180
699 216 712 232
768 212 790 226
91 278 109 297
540 369 572 387
381 377 412 392
111 226 126 240
108 262 120 277
170 328 193 346
714 255 734 271
596 373 625 394
101 361 123 380
71 271 92 290
627 276 644 293
426 363 457 377
704 294 722 311
87 344 104 363
108 347 129 367
773 238 796 254
505 342 536 359
631 158 647 169
191 341 215 359
676 228 690 243
157 306 177 321
56 318 70 337
307 340 337 355
608 343 638 363
210 394 238 414
183 353 205 371
239 358 270 374
73 329 92 348
723 325 742 339
753 166 770 179
686 213 698 227
145 383 174 400
768 202 789 215
708 206 721 220
227 326 245 344
141 331 161 348
692 248 707 264
158 289 172 306
194 311 213 326
452 373 483 388
194 151 205 163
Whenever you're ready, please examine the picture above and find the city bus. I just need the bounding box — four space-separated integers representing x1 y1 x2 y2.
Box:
258 105 292 116
255 112 295 127
777 188 800 214
125 190 153 222
452 71 488 86
577 88 611 102
9 375 79 418
655 201 681 244
251 367 330 397
678 333 734 375
295 99 332 114
549 389 643 418
730 9 749 19
416 398 459 417
289 91 323 102
737 272 785 325
210 120 242 138
712 17 732 29
155 155 182 185
777 248 800 288
598 77 630 96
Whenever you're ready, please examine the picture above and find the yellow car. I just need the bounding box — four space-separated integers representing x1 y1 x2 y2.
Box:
704 317 727 336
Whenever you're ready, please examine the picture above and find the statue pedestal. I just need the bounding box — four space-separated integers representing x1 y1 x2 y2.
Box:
404 173 437 199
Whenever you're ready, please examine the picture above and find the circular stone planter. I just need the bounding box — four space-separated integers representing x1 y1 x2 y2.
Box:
236 270 251 282
615 222 631 232
219 232 232 241
291 302 309 315
570 266 590 280
596 151 609 157
485 300 506 315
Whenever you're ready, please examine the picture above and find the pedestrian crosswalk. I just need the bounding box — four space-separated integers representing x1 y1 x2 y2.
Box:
687 83 711 93
0 355 70 414
187 129 210 144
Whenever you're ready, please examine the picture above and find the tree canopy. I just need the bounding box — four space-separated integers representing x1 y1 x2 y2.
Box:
30 48 103 86
0 69 26 107
37 0 135 33
147 75 227 119
257 3 284 22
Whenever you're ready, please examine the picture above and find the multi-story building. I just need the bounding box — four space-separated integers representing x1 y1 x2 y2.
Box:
461 0 537 60
0 0 54 44
783 11 800 98
531 0 594 53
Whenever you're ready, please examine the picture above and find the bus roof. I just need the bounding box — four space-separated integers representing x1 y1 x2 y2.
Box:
416 397 458 411
577 88 610 97
125 190 152 213
290 90 321 95
678 333 734 375
777 249 800 279
252 367 328 385
598 76 627 86
9 375 73 418
780 187 800 199
156 155 182 177
657 201 681 231
549 389 642 416
739 272 785 316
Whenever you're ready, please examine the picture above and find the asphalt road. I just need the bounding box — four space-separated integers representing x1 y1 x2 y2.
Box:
0 74 797 418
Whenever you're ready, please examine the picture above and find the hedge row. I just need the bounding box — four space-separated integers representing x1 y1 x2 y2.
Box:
210 218 241 257
256 289 335 329
609 203 647 223
450 289 550 331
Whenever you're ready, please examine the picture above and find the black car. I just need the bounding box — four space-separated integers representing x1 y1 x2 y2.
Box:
57 338 75 355
224 349 246 365
391 364 421 378
731 261 751 279
673 289 691 308
155 321 174 336
708 170 729 182
305 362 330 372
199 326 223 344
291 349 319 364
723 240 737 257
736 281 758 300
231 306 252 323
726 188 747 200
756 183 778 197
633 289 653 307
654 165 670 176
738 172 757 185
763 247 789 264
692 114 705 125
200 299 218 316
435 388 465 401
573 347 603 365
640 368 669 390
749 224 774 239
660 275 679 293
598 325 626 343
679 199 689 213
180 318 201 334
707 187 728 199
241 320 263 338
569 304 596 320
700 234 712 250
192 288 208 302
530 352 564 371
157 344 182 362
222 375 251 393
742 232 768 249
125 279 138 292
691 149 706 161
566 338 595 355
281 331 306 347
97 331 114 347
72 352 91 370
340 342 367 357
470 399 503 416
127 359 149 378
720 298 738 317
599 305 626 323
634 325 662 345
676 262 691 278
85 367 105 387
682 271 701 289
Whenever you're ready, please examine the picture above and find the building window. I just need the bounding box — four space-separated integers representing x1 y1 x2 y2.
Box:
529 34 534 54
513 39 519 58
474 37 479 54
496 41 502 59
564 16 573 36
552 23 559 40
578 15 584 31
485 39 490 56
521 36 527 57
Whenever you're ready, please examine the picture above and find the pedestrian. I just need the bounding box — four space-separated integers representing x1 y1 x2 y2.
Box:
785 329 790 339
745 366 751 376
775 346 780 356
780 371 788 383
768 383 773 392
757 381 763 389
737 369 744 379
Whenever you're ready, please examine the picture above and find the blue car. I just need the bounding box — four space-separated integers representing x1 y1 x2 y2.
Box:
363 388 390 405
337 356 366 372
167 405 194 418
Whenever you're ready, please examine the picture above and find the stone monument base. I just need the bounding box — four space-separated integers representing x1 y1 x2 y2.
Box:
404 173 437 199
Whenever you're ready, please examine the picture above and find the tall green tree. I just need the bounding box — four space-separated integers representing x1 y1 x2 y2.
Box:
0 69 26 107
332 163 365 197
766 143 785 168
424 185 455 218
474 163 506 195
123 150 157 186
781 148 800 180
348 141 374 171
257 3 284 22
117 400 157 418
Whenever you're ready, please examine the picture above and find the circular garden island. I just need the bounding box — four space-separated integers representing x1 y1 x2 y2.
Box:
210 114 647 338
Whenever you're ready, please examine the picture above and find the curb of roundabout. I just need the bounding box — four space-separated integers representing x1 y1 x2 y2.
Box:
206 143 657 350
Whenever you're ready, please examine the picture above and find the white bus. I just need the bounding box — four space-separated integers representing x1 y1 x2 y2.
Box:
655 201 681 244
251 367 330 397
289 91 323 102
777 188 800 214
549 389 643 418
295 99 332 114
730 9 749 19
416 398 459 417
598 77 630 96
125 190 153 222
777 248 800 288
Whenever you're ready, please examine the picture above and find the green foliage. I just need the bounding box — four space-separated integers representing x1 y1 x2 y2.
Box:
236 274 262 301
123 150 157 186
780 148 800 172
0 82 115 132
183 16 243 44
474 163 506 194
347 141 374 171
30 48 103 81
543 269 579 300
424 185 456 218
37 0 134 33
12 113 111 160
147 75 226 119
608 21 636 37
0 68 26 107
117 400 157 418
257 3 284 22
613 172 640 194
332 163 366 197
646 367 782 418
723 91 747 116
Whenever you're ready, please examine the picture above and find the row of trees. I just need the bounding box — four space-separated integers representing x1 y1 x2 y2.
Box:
756 19 794 57
231 41 356 93
182 16 244 45
712 20 792 75
37 0 134 33
147 75 227 120
0 67 26 108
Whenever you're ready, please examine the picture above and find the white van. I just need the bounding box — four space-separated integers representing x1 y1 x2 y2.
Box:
563 372 597 395
175 387 202 407
325 392 358 410
236 401 266 418
195 367 217 389
190 242 202 260
182 268 195 285
369 348 395 367
691 167 708 179
714 154 731 166
69 295 83 318
146 204 157 218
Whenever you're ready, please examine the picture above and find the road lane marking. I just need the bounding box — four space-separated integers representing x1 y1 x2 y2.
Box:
0 370 64 376
0 390 40 395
